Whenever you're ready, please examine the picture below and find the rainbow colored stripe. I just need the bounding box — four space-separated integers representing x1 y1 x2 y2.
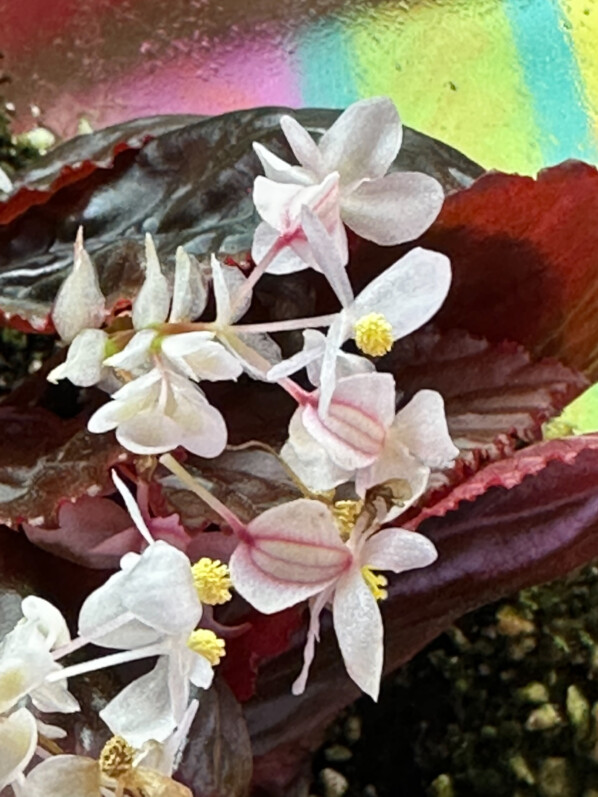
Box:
6 0 598 175
293 0 598 174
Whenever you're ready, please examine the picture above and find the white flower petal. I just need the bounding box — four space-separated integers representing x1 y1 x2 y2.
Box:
341 171 444 245
332 567 383 700
100 656 180 746
392 389 459 468
170 247 208 323
355 432 430 516
362 528 438 574
23 755 101 797
0 166 12 194
104 328 156 373
132 234 171 329
52 228 105 343
302 372 396 471
352 247 451 341
267 332 324 382
318 97 401 187
30 673 80 714
251 221 307 276
0 708 38 790
169 381 228 458
252 142 312 185
21 596 70 650
301 205 353 306
281 409 353 492
189 652 214 690
317 313 351 418
162 333 243 382
117 411 184 455
280 115 325 176
0 625 58 714
48 328 108 387
118 541 201 636
230 499 351 614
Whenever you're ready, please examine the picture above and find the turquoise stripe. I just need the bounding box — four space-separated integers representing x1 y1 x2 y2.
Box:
295 18 359 108
503 0 597 165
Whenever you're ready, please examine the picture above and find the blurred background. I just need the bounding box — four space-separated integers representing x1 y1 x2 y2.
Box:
1 0 597 175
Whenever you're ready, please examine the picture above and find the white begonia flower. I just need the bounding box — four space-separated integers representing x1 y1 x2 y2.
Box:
71 475 222 745
87 366 228 457
48 328 110 387
253 96 444 249
229 497 437 699
22 704 197 797
0 166 13 194
251 170 348 277
269 244 452 416
281 371 458 511
0 596 79 719
0 707 38 793
51 227 106 344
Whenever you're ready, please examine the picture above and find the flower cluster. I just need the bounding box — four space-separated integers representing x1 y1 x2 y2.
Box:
1 97 460 792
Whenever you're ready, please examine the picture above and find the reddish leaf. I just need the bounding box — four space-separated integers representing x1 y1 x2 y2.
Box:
0 108 481 332
0 406 127 526
246 435 598 794
421 162 598 377
388 326 588 499
176 679 253 797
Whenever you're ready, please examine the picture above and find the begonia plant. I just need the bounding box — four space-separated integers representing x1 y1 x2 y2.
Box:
1 97 598 797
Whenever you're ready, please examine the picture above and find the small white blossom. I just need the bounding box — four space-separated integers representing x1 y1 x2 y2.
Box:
269 246 452 415
51 227 106 344
0 597 79 719
87 367 228 457
281 373 458 508
253 96 444 250
229 498 437 698
251 171 348 276
74 477 218 744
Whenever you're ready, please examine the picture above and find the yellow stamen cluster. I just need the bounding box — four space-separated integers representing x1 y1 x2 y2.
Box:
332 499 364 541
353 313 394 357
99 735 135 778
187 629 226 666
361 566 388 601
191 558 232 605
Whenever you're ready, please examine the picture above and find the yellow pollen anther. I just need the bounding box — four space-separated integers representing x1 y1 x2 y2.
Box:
332 499 364 541
354 313 393 357
191 558 232 605
187 629 226 666
99 735 135 778
361 566 388 601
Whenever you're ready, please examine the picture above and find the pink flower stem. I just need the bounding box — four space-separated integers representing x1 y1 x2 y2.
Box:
228 237 283 318
159 454 246 536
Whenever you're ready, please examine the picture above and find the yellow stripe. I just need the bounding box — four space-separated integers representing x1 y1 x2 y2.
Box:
560 0 598 139
347 0 543 174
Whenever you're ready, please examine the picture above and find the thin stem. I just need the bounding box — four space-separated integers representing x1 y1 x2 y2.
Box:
53 612 136 662
159 454 246 535
230 313 338 334
46 642 165 683
228 237 282 318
